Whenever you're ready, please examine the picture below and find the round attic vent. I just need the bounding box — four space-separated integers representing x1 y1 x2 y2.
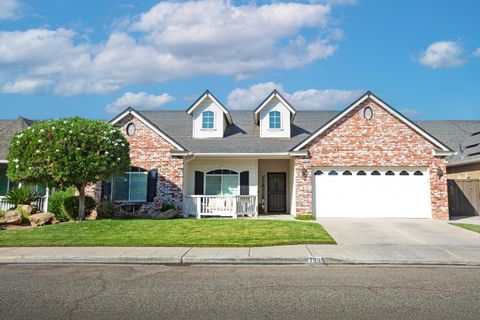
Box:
363 106 373 120
126 123 136 136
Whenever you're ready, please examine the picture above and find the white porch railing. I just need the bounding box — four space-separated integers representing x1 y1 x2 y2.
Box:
0 196 49 212
184 195 257 219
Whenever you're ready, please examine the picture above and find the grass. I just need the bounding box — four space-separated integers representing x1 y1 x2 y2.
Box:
295 214 315 221
0 219 336 247
450 223 480 234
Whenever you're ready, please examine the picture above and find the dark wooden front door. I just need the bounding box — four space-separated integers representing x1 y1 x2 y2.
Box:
268 173 287 213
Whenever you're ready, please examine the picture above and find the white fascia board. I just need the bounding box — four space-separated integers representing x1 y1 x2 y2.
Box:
447 157 480 167
254 92 296 124
433 150 454 157
293 93 451 152
192 152 291 158
0 160 7 163
110 109 185 151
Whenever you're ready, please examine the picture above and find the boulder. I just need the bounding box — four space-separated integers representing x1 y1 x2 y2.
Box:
154 209 179 220
28 212 59 228
17 204 36 216
3 210 23 225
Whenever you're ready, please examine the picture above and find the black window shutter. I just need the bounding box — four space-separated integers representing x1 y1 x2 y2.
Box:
146 169 158 202
240 171 249 195
194 171 204 195
101 181 112 200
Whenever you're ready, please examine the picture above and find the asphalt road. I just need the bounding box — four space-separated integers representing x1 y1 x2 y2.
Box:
1 264 479 320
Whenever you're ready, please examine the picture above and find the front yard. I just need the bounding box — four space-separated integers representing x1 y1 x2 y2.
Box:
0 219 335 247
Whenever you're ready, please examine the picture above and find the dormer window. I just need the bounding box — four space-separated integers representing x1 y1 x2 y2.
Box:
269 111 281 129
202 111 214 129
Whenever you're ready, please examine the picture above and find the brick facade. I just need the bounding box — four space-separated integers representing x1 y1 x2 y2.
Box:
294 97 449 220
86 114 184 210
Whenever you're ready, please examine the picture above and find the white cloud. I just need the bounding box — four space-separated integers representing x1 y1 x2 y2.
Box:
106 91 175 113
417 41 465 68
2 79 51 94
227 82 363 110
0 0 22 20
474 48 480 57
0 0 348 95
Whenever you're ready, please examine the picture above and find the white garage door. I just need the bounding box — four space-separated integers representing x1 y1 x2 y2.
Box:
313 168 432 218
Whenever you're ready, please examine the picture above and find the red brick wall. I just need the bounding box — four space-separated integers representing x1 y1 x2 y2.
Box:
295 97 449 220
86 114 184 210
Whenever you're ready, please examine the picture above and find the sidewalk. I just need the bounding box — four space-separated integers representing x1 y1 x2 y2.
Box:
1 243 480 266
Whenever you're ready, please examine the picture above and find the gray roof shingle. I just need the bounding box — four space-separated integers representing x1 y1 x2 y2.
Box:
0 117 35 160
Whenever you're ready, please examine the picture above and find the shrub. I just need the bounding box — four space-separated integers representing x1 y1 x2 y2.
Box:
5 187 40 206
63 196 96 220
48 188 76 221
97 200 117 219
295 213 315 221
161 203 176 212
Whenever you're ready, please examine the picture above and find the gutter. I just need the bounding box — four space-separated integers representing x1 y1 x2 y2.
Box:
0 160 7 164
169 151 308 158
433 150 454 157
447 157 480 168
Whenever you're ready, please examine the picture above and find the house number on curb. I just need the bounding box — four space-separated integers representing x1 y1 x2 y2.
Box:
308 257 325 264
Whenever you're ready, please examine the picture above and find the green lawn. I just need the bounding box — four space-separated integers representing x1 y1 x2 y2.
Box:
451 223 480 234
0 219 336 247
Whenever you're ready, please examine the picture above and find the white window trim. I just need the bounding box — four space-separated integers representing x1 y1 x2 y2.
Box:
268 111 282 130
204 171 240 196
201 111 216 130
111 171 148 202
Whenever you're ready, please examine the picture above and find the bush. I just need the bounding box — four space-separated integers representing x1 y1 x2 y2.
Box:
48 188 76 221
63 196 96 219
5 187 40 207
97 200 117 219
295 213 315 221
161 203 176 212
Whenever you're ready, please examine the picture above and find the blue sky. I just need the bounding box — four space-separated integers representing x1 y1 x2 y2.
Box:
0 0 479 120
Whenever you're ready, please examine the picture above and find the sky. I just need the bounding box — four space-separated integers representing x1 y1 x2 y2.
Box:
0 0 479 121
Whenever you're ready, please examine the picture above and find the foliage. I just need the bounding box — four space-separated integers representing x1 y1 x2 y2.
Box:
17 208 31 224
97 200 117 219
63 196 96 220
5 187 40 207
48 188 76 221
161 203 176 212
7 117 130 219
295 213 315 221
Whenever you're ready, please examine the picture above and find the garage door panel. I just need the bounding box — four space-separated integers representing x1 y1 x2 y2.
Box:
314 168 431 218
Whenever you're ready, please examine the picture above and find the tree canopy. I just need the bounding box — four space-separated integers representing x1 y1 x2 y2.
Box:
7 117 130 219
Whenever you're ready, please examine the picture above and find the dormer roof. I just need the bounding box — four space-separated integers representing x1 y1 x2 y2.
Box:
253 89 297 125
186 90 233 125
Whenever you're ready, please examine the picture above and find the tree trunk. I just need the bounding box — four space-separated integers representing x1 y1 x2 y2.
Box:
78 185 86 221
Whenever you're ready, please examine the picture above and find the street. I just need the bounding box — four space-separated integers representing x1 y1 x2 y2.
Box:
1 264 479 319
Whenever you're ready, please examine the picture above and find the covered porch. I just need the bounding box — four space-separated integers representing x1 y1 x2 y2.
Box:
183 157 295 218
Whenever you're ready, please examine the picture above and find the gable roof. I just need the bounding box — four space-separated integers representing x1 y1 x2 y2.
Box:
109 107 186 151
186 90 233 125
253 90 297 124
292 91 452 152
0 117 36 160
447 123 480 166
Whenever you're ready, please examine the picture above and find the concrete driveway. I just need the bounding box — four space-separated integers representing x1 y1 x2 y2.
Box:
310 218 480 264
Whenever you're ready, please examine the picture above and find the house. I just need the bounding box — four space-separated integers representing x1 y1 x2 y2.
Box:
85 90 480 220
0 117 49 212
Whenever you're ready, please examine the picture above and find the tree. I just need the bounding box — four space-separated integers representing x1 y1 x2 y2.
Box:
7 117 130 220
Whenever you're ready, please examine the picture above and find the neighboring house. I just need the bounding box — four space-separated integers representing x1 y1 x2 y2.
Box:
446 124 480 179
0 117 48 211
85 90 480 220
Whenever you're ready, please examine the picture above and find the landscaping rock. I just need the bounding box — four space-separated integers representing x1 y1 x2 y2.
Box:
3 210 23 225
155 209 179 220
29 212 59 228
17 204 36 216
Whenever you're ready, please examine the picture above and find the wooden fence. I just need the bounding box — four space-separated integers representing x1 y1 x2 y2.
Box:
448 179 480 217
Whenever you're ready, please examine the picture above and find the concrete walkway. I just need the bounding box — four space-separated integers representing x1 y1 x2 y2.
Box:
1 219 479 266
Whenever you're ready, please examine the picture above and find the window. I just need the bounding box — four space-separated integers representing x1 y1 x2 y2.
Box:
371 170 380 176
126 123 136 136
363 106 373 120
269 111 281 129
328 170 338 176
0 172 8 196
357 170 366 176
400 170 409 176
112 167 148 201
202 111 214 129
205 169 239 195
414 171 424 176
343 170 352 176
385 170 395 176
314 170 324 175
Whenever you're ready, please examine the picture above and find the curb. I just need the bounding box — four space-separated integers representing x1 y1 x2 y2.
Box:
1 256 480 266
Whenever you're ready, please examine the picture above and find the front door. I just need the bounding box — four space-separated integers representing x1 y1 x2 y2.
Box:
267 173 286 213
